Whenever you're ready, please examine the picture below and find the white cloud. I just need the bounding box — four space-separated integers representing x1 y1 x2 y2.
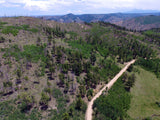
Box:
0 0 160 15
74 0 85 2
85 0 134 9
3 3 20 7
86 0 160 10
132 0 160 10
0 0 5 4
1 0 72 11
23 0 51 11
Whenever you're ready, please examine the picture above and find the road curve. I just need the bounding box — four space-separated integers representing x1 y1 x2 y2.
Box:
85 59 136 120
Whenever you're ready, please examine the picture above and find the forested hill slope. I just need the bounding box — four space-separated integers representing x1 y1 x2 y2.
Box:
0 17 159 120
119 15 160 31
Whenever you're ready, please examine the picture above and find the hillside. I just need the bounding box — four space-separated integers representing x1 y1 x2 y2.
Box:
119 15 160 31
0 17 160 120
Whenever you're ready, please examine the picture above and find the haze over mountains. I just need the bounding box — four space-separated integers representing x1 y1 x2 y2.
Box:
41 12 160 23
39 11 160 31
126 9 160 13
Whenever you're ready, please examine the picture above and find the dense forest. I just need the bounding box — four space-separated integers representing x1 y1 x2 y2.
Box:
0 17 159 120
93 73 135 120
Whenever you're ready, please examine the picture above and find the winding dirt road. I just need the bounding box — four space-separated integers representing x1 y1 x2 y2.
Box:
85 59 136 120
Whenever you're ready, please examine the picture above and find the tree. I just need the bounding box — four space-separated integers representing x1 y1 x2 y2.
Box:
49 66 55 79
26 53 32 69
125 74 136 91
72 62 82 76
62 112 69 120
56 49 62 63
127 64 133 72
16 68 22 80
87 89 93 97
40 92 50 105
79 85 86 97
83 62 91 73
59 73 65 85
90 52 96 65
75 97 83 110
64 82 69 94
36 37 41 46
68 107 74 117
0 37 5 43
18 92 35 112
85 72 92 88
62 64 69 74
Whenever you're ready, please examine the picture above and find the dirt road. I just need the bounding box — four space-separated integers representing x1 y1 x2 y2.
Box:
85 59 136 120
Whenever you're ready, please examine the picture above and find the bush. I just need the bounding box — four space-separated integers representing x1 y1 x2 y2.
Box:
1 25 38 36
0 101 14 119
21 25 30 30
88 96 92 101
127 64 133 72
0 36 5 43
24 76 29 81
52 88 63 99
3 81 12 87
2 26 19 36
0 100 40 120
75 97 87 112
87 89 93 97
3 44 47 63
29 28 38 33
40 92 50 105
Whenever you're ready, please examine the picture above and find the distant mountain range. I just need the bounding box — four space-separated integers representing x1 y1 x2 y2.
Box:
39 13 160 23
38 12 160 30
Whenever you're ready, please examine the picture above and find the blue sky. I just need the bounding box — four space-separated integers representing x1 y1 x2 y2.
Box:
0 0 160 16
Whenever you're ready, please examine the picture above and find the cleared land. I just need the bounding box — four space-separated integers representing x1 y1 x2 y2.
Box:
128 66 160 120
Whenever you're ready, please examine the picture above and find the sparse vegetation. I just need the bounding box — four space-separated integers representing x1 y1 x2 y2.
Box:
0 17 159 120
1 24 38 36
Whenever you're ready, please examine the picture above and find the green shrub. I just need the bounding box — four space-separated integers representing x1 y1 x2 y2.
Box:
0 101 14 119
40 92 50 105
3 81 12 87
24 76 29 81
29 28 38 33
52 88 63 99
68 40 93 58
1 24 38 36
87 89 93 97
3 44 47 62
0 21 8 25
21 24 30 30
2 26 19 36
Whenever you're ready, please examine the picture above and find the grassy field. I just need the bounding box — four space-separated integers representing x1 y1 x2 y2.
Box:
128 66 160 120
